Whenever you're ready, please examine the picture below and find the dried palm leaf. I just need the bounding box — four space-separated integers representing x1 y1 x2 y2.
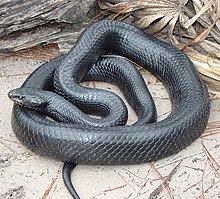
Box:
99 0 188 37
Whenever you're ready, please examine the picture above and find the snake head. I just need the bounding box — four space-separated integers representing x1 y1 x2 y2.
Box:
8 88 46 110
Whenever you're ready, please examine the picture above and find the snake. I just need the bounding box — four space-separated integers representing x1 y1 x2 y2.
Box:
8 20 210 198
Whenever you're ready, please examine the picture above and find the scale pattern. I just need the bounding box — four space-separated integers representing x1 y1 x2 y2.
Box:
11 20 210 165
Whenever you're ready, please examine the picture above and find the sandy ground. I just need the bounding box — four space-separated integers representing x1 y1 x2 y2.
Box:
0 56 220 199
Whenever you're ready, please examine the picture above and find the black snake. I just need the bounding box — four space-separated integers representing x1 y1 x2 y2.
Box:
8 20 210 198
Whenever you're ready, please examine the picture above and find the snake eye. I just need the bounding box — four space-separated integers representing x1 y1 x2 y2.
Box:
18 96 25 100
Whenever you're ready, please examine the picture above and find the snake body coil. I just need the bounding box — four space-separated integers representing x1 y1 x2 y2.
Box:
9 20 210 165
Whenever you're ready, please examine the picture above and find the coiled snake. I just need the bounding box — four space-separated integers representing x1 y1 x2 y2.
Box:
8 20 210 198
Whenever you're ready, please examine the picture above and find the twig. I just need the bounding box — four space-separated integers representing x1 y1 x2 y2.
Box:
103 184 127 193
211 109 220 112
155 152 204 170
203 143 220 169
0 139 16 153
201 131 220 138
0 137 21 145
0 44 60 60
183 179 202 192
91 183 127 198
150 162 174 199
149 161 181 199
201 158 208 199
0 72 32 78
180 31 205 51
112 6 131 20
201 120 220 137
117 172 136 191
41 164 62 199
122 168 144 180
196 179 220 199
207 157 220 177
119 13 130 21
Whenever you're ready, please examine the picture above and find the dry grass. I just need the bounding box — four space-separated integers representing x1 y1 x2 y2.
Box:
98 0 220 98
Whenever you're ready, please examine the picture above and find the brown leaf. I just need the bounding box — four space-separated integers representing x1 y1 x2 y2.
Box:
135 14 165 29
149 14 175 33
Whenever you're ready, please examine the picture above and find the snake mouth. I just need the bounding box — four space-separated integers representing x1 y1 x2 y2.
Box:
10 97 23 105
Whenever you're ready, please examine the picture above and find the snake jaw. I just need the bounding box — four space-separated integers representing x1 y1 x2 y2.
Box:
10 97 24 106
